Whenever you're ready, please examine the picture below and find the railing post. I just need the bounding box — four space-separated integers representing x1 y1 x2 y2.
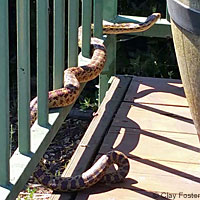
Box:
98 0 118 103
93 0 103 38
53 0 65 89
36 0 49 125
68 0 79 68
17 0 31 155
82 0 92 58
0 0 10 186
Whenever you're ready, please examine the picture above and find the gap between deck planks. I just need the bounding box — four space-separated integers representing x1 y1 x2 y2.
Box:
50 76 132 200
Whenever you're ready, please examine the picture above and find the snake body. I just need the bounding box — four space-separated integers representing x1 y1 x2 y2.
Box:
34 150 129 192
102 13 161 34
32 13 161 192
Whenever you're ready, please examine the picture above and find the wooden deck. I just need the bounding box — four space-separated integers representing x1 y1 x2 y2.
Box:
51 76 200 200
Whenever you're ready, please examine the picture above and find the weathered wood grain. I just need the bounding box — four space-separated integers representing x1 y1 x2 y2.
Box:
124 76 187 107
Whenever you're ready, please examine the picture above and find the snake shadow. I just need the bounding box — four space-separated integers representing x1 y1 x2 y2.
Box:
84 76 200 199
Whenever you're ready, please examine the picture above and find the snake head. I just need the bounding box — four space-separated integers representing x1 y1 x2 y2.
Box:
151 13 162 21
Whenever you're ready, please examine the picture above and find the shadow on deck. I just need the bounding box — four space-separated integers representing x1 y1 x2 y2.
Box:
51 76 200 200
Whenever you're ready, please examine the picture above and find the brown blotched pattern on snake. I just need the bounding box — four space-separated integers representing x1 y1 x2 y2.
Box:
32 13 161 192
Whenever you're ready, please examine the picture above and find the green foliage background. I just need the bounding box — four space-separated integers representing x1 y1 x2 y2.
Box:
117 0 180 79
118 0 167 16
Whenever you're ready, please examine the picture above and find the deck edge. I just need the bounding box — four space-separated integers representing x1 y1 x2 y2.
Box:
50 75 132 200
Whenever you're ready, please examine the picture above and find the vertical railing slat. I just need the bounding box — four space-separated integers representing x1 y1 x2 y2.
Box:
93 0 103 38
0 0 10 186
17 0 31 154
93 0 104 104
82 0 92 58
36 0 49 125
53 0 65 89
98 0 117 103
68 0 79 68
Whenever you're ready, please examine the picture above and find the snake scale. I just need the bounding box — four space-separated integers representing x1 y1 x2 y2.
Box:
32 13 161 192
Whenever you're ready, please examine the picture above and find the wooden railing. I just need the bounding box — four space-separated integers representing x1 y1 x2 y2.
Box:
0 0 170 199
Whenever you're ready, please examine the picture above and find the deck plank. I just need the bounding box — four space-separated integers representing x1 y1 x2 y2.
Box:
124 76 188 106
99 127 200 164
112 102 196 134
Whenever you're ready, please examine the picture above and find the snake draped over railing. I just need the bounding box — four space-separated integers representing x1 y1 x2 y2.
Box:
32 13 161 192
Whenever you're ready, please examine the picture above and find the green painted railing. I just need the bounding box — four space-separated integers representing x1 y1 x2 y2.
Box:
0 0 170 199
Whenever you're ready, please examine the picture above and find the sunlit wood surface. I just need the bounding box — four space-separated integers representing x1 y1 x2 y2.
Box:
51 76 200 200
